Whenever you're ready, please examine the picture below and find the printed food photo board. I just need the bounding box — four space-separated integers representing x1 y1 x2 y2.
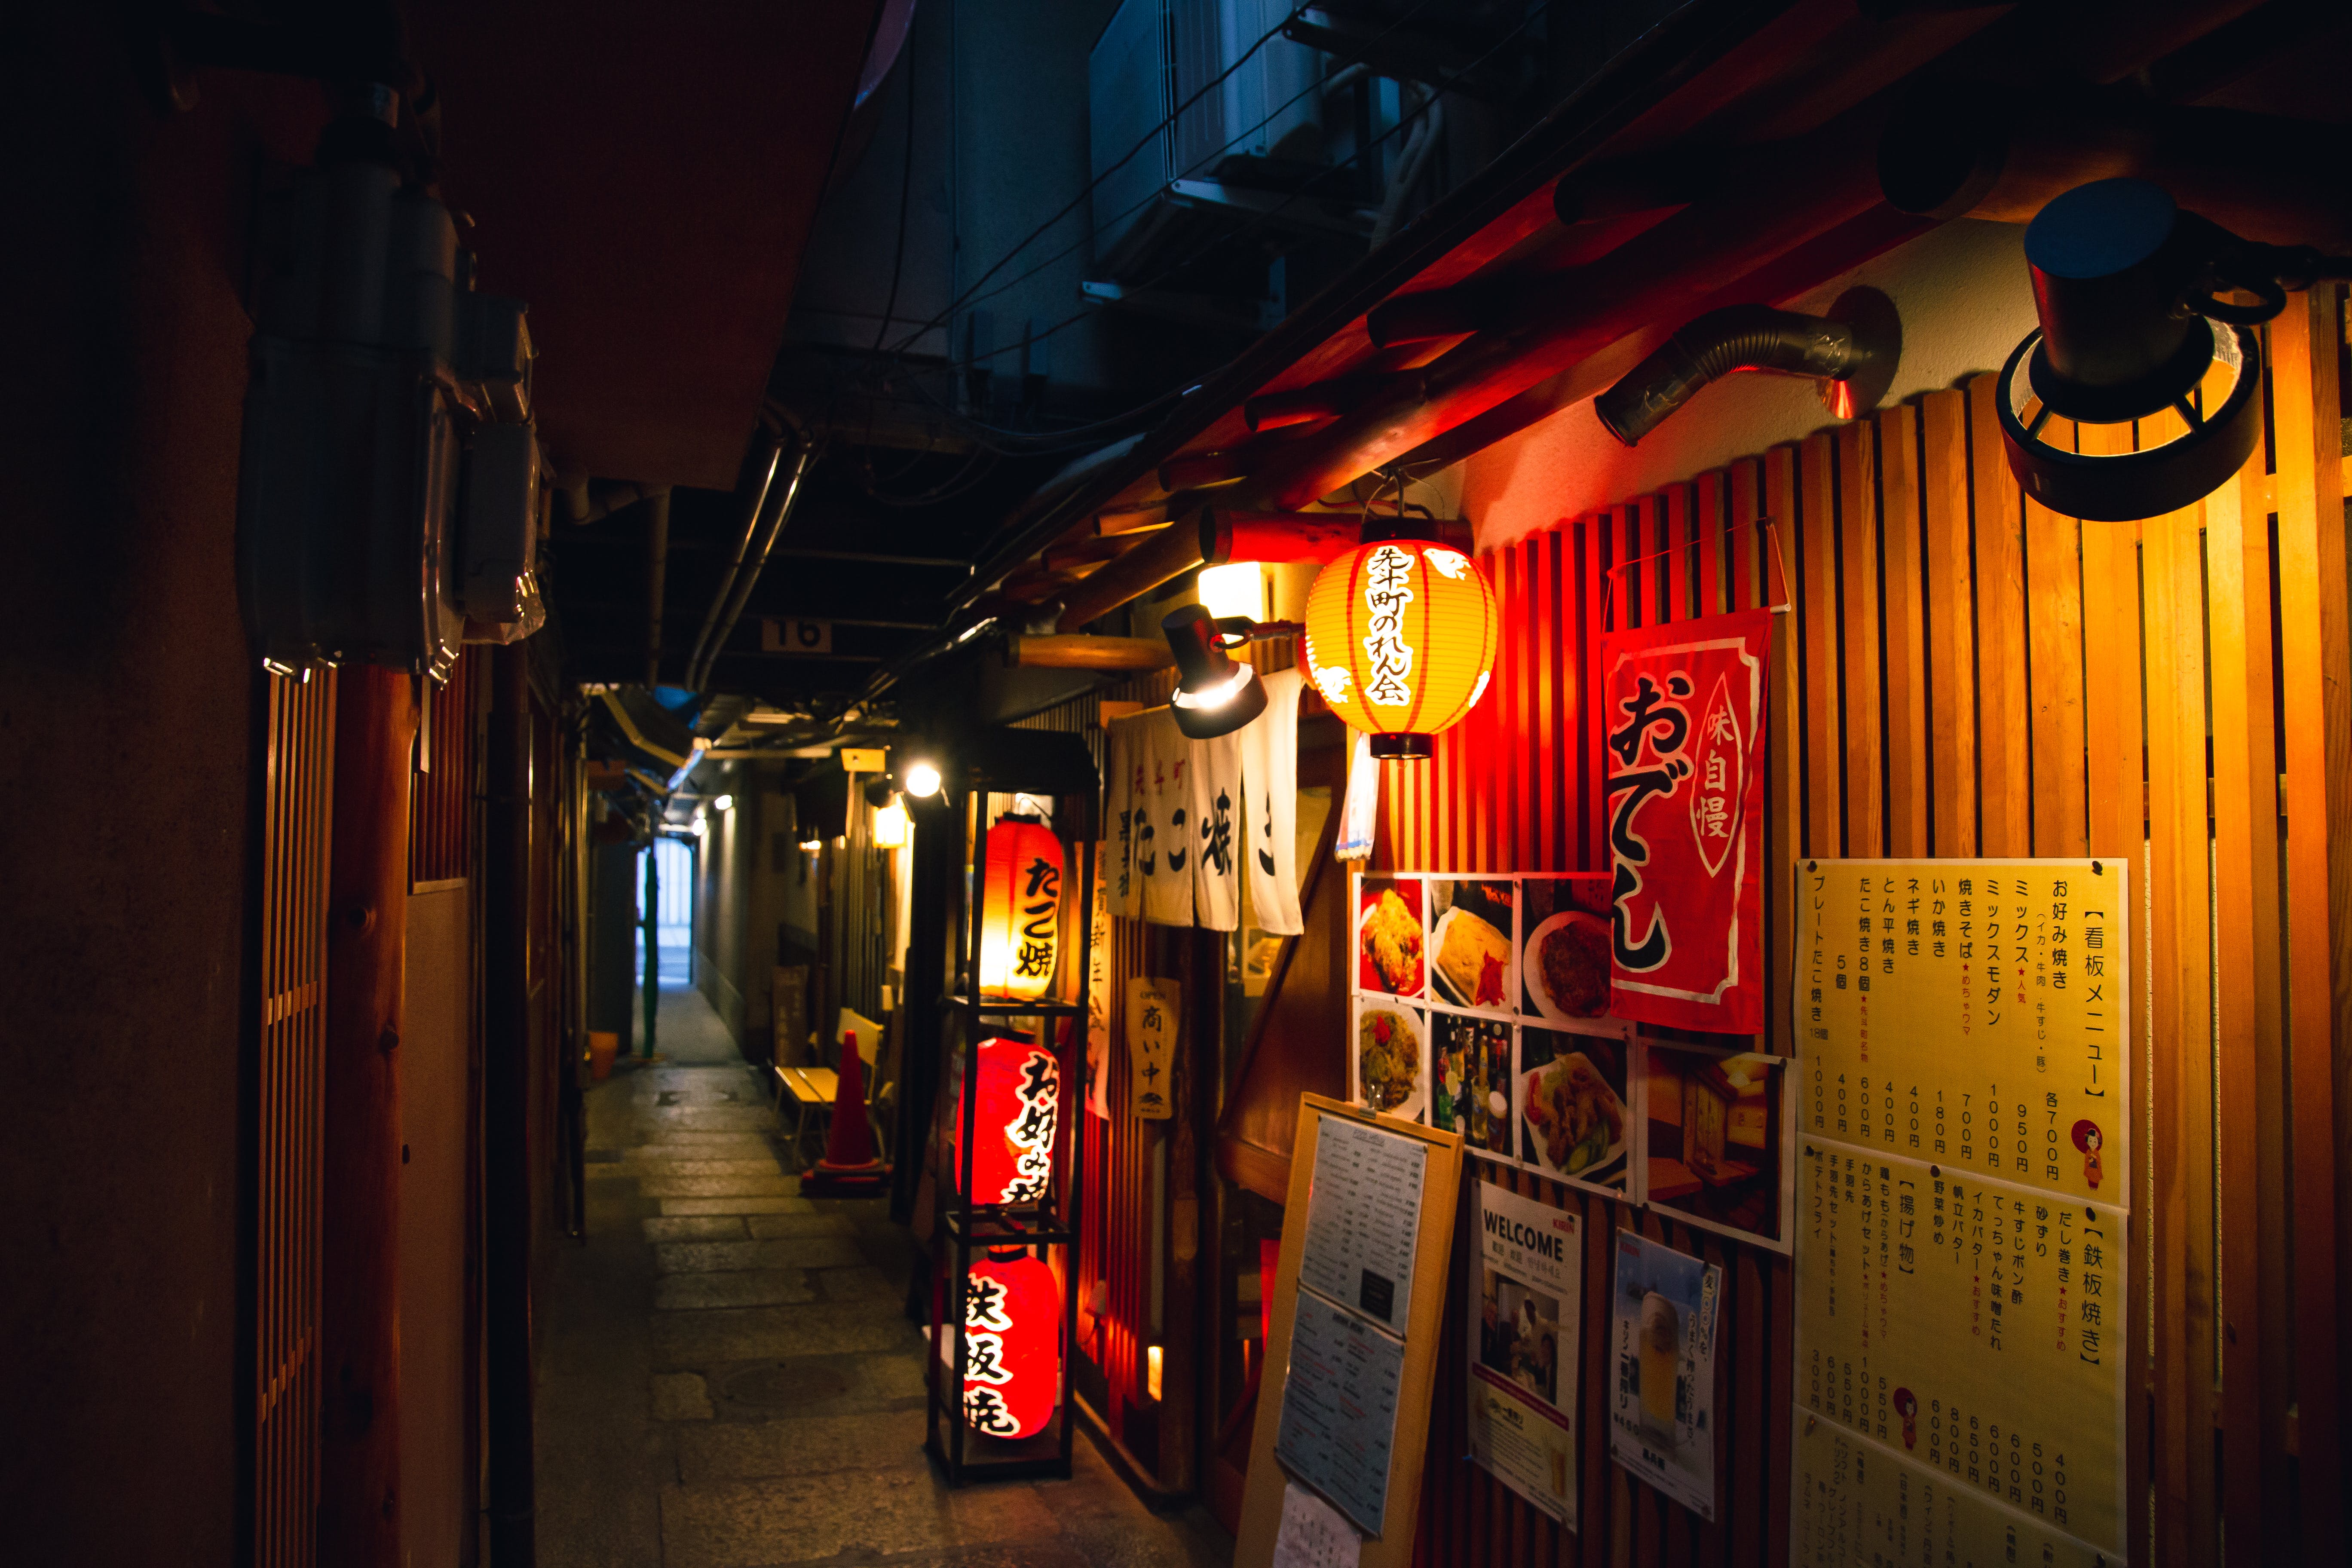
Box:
1790 859 2131 1568
1354 872 1687 1217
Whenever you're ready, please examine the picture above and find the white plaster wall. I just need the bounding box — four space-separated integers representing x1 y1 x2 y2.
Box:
1464 220 2045 548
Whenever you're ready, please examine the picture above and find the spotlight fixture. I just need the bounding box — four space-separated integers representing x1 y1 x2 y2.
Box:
902 760 943 799
711 793 734 814
1162 603 1274 740
1998 178 2350 521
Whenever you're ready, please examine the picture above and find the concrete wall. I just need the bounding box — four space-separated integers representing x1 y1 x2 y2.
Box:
0 18 321 1561
1465 220 2043 548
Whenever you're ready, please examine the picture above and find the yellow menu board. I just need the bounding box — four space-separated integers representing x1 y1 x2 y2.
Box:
1792 859 2131 1567
1797 860 2128 1208
1792 1415 2107 1568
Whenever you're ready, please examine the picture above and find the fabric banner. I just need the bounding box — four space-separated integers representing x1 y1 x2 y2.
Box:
1086 842 1112 1120
1104 721 1140 919
1238 666 1306 934
1139 710 1194 926
1597 607 1770 1034
1189 720 1243 932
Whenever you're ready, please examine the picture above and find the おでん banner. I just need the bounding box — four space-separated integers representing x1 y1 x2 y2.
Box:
1599 607 1770 1034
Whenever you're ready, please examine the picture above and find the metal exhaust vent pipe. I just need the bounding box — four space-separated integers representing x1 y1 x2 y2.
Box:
1594 287 1902 447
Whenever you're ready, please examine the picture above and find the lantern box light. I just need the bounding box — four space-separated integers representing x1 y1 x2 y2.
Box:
977 816 1064 1001
948 1034 1062 1207
1304 539 1499 760
961 1250 1062 1441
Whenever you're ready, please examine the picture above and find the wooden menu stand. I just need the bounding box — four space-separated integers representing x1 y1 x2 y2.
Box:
1234 1094 1464 1568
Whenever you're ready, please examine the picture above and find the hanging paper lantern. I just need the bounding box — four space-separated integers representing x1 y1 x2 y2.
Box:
1303 540 1500 760
955 1035 1061 1205
978 816 1064 1000
962 1250 1062 1440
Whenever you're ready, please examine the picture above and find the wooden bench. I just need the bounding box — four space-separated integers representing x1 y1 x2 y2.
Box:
773 1064 841 1163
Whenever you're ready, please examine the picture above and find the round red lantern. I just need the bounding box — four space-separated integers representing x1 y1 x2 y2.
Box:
962 1250 1061 1440
956 1035 1060 1205
979 816 1064 1000
1303 539 1500 760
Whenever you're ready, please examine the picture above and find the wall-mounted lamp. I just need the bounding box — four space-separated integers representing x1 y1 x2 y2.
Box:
1145 1343 1165 1403
873 801 910 848
799 836 821 854
1998 178 2351 521
711 793 734 814
1163 603 1275 740
902 760 943 799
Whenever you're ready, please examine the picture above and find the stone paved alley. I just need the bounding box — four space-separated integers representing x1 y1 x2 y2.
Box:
539 985 1231 1568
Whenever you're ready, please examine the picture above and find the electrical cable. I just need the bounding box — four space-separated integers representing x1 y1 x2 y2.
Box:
867 21 919 354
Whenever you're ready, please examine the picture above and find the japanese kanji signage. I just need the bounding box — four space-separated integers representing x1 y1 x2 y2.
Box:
1127 977 1178 1120
1791 858 2132 1566
1598 608 1769 1034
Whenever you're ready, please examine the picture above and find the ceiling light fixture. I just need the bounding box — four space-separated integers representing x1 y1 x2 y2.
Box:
1998 178 2351 521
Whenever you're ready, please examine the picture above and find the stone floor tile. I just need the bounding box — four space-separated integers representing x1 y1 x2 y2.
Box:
634 1158 782 1177
645 1107 777 1132
656 1238 867 1274
644 1215 749 1243
658 1467 1061 1568
662 1196 813 1217
653 1271 818 1311
652 1303 918 1366
741 1212 855 1240
650 1372 716 1421
812 1264 902 1304
672 1412 923 1482
634 1134 778 1157
701 1351 928 1420
640 1174 799 1199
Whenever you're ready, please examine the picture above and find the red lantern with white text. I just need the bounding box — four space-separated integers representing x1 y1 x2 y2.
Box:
979 817 1063 1000
962 1250 1061 1439
953 1035 1061 1205
1303 540 1499 760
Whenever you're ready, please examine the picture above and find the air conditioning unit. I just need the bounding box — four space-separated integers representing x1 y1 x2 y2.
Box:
238 107 543 680
1087 0 1341 283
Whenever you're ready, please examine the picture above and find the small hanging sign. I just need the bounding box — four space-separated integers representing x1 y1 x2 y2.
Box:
1126 978 1179 1120
1087 846 1113 1120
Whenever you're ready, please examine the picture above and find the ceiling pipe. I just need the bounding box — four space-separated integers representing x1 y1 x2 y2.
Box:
1242 371 1425 433
1052 511 1212 631
679 430 787 686
1009 635 1174 671
1255 105 1896 511
684 435 818 691
1593 288 1902 445
1877 95 2352 248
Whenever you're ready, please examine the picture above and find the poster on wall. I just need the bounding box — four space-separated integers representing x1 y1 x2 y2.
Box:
1518 1022 1634 1198
1467 1179 1582 1528
1430 1011 1511 1156
1608 1229 1722 1519
1597 607 1770 1034
1644 1041 1790 1249
1356 877 1427 1001
1790 858 2132 1565
1517 874 1613 1023
1126 978 1178 1120
1351 995 1429 1124
1427 877 1517 1014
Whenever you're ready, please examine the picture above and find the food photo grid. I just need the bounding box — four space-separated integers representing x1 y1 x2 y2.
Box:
1348 873 1796 1243
1350 872 1638 1202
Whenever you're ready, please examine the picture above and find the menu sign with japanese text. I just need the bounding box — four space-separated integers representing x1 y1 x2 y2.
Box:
1797 860 2129 1207
1598 609 1770 1035
1791 858 2132 1567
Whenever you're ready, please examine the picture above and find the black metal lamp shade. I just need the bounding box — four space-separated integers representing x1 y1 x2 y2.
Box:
1162 603 1267 740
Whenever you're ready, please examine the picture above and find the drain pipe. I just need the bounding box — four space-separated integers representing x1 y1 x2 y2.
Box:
679 428 789 689
685 434 818 691
1592 287 1902 446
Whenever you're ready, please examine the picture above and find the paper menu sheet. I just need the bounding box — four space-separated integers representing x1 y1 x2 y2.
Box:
1299 1116 1427 1334
1275 1291 1409 1538
1271 1481 1363 1568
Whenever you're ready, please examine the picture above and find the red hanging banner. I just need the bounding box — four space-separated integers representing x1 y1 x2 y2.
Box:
1598 606 1770 1034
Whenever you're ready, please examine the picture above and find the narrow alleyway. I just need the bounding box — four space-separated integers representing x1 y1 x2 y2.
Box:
539 983 1231 1568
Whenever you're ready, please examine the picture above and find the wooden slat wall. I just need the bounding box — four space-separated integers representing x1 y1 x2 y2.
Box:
409 650 479 886
1381 284 2352 1566
255 668 337 1568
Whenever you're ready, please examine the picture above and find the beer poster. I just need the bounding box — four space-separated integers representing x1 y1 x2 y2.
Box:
1597 608 1770 1034
1608 1230 1722 1520
1467 1179 1582 1528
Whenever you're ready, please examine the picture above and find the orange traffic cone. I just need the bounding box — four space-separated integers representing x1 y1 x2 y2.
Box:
802 1029 890 1196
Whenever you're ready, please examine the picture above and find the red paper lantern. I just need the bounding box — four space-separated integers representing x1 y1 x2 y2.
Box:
1303 540 1500 760
956 1035 1060 1205
962 1250 1061 1439
979 817 1064 1000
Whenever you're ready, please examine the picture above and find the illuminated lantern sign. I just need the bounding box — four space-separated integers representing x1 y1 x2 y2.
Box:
979 816 1063 1000
1303 540 1500 760
955 1035 1060 1205
962 1250 1061 1440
